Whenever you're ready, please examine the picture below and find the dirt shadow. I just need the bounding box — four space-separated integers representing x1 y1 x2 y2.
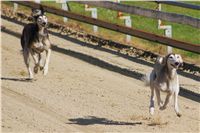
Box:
179 87 200 102
52 45 143 80
67 116 142 126
1 77 34 82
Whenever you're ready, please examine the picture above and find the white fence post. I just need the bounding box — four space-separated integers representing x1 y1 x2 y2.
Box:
116 0 132 43
85 4 98 33
165 26 172 53
157 3 173 54
35 0 40 3
56 0 69 23
119 16 132 43
13 3 18 13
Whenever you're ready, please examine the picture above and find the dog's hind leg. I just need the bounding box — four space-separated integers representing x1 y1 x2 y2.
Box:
23 49 33 79
149 86 155 115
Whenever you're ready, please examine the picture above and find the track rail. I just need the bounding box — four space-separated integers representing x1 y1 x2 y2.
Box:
155 1 200 10
12 1 200 54
76 1 200 28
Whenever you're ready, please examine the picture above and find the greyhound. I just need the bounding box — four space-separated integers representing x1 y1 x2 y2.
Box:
143 53 183 117
21 6 51 79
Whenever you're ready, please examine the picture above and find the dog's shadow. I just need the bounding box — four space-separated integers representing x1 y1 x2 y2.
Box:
67 116 142 126
1 77 35 82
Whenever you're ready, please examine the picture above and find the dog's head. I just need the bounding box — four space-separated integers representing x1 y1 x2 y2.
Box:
159 53 183 69
32 6 48 27
32 5 44 21
36 15 48 27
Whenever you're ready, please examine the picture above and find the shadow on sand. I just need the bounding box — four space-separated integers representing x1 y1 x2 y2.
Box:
67 116 142 126
1 77 34 82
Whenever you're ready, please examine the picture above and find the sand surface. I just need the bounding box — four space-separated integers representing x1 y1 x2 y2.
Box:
1 18 200 133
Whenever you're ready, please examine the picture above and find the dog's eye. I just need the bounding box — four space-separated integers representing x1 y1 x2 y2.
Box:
169 56 173 59
37 18 42 21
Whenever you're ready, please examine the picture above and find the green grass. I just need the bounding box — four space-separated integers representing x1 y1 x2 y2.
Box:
2 1 200 63
67 2 200 43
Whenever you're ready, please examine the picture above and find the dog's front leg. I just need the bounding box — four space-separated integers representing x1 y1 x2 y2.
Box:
174 90 181 117
42 39 51 76
160 92 172 110
38 53 44 70
149 87 155 115
30 49 40 74
155 88 163 107
23 49 33 79
43 49 51 75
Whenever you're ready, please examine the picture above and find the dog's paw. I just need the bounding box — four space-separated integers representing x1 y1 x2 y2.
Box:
149 107 154 115
40 66 44 71
43 68 48 75
29 73 34 80
27 76 34 81
34 66 39 73
176 113 182 117
160 101 164 106
159 106 166 110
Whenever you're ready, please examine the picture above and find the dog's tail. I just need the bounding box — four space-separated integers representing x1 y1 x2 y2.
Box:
141 71 154 86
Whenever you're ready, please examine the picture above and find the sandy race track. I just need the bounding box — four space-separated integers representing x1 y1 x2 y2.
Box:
1 18 200 132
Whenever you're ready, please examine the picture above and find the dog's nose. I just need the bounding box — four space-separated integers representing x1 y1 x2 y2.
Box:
42 22 46 25
175 62 179 66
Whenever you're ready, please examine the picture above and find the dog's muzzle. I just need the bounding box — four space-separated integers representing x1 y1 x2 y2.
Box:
172 62 183 68
175 62 179 66
41 22 47 27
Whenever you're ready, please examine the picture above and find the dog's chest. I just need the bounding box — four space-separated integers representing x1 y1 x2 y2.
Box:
32 29 48 53
38 29 48 40
157 76 179 92
32 42 45 53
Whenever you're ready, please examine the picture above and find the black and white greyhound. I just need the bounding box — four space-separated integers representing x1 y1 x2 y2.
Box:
21 6 51 79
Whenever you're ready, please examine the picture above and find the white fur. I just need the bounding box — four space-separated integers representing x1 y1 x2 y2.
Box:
143 54 183 117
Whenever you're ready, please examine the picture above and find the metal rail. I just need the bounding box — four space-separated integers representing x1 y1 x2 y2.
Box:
155 1 200 10
12 1 200 54
76 1 200 28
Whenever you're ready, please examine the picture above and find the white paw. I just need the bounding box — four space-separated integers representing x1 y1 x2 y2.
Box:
158 102 164 108
150 107 154 115
43 67 48 76
29 74 34 80
160 101 164 106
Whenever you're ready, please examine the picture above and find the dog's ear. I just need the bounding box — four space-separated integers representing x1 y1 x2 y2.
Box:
40 5 44 15
156 55 168 66
156 56 164 65
177 54 183 68
163 53 174 65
